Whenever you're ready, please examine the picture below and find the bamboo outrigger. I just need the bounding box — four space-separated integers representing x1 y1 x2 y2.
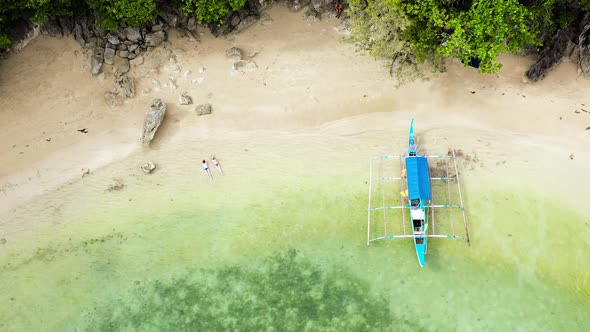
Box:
366 119 470 267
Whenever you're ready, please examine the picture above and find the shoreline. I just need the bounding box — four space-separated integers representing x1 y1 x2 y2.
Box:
1 5 590 257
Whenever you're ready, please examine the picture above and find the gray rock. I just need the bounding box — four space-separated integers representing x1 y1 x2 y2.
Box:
95 26 107 38
141 161 156 173
128 44 139 52
235 15 259 34
286 0 310 12
226 47 243 61
58 17 74 35
91 56 103 75
260 13 273 26
43 19 64 38
140 99 167 144
107 35 120 45
117 43 128 51
179 92 193 105
580 46 590 77
123 27 142 42
251 0 275 11
117 50 130 58
145 31 166 47
303 8 321 24
130 56 144 66
195 103 212 116
232 60 258 74
74 22 84 44
151 25 163 32
113 56 130 77
114 75 135 97
104 47 116 65
187 17 197 31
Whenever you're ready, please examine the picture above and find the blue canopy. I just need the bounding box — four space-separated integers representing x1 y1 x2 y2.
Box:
405 156 431 201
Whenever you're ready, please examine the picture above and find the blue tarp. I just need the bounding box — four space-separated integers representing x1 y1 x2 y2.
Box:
405 156 431 201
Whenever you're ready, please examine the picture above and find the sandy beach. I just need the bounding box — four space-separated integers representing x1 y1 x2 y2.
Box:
1 6 590 331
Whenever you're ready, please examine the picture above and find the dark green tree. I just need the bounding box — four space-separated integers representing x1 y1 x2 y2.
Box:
179 0 247 24
87 0 158 30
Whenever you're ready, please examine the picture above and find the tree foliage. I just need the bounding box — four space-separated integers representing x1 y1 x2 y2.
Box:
179 0 247 24
87 0 158 30
348 0 589 82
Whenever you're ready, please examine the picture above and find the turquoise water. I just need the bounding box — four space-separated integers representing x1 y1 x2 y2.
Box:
1 134 589 331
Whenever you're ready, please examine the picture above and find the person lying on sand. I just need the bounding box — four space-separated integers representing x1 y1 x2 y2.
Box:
211 157 224 175
202 160 213 181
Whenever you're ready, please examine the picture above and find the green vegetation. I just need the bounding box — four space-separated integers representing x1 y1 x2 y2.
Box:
0 0 250 47
348 0 590 81
87 0 158 31
82 250 418 331
180 0 247 24
2 0 589 82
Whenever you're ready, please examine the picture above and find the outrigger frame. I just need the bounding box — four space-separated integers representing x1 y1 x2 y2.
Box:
366 149 471 253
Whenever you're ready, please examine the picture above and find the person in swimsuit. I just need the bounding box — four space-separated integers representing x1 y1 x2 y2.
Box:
202 160 213 181
211 157 224 175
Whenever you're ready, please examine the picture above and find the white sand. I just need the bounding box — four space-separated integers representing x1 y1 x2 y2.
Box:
1 5 589 219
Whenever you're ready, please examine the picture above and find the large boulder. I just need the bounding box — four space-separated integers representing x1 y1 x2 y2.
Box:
235 14 259 33
91 55 103 75
122 27 142 42
103 47 116 65
145 31 166 47
58 17 74 35
42 19 64 38
140 99 167 144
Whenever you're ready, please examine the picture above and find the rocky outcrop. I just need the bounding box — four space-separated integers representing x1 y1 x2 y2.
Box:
140 99 167 144
526 11 590 81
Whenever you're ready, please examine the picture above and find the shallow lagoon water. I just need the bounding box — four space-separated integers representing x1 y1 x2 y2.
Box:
1 132 589 331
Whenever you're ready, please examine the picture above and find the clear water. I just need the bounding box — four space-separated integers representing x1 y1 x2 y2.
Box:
1 132 589 331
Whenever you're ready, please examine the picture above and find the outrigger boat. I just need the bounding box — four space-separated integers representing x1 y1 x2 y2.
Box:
366 119 470 267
